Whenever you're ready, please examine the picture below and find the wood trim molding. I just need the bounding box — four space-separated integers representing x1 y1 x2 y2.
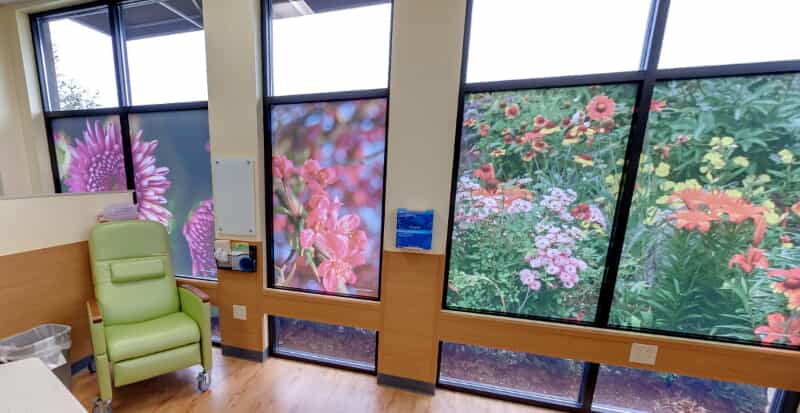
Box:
87 298 102 323
263 288 382 331
177 276 218 305
437 310 800 391
178 283 210 303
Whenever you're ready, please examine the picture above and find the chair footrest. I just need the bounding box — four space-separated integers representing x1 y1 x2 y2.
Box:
113 343 201 386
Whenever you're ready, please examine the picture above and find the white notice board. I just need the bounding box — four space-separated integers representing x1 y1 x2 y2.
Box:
213 158 256 235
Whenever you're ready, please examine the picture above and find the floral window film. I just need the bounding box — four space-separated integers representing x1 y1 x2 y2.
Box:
270 98 387 298
129 110 215 279
611 74 800 348
446 84 637 322
51 116 125 193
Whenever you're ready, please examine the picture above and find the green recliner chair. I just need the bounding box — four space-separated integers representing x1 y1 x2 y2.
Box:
86 220 212 413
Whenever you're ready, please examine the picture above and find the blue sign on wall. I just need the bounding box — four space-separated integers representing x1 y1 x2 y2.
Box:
396 209 434 250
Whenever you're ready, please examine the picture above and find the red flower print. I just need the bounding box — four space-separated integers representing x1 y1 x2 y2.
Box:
675 134 690 144
272 155 294 179
571 203 591 220
523 131 544 143
479 124 490 137
650 99 666 112
792 201 800 216
586 95 616 121
463 118 476 127
473 163 496 182
561 116 571 127
727 247 769 274
754 313 800 346
301 159 338 192
534 115 546 127
532 140 549 153
769 268 800 309
522 150 535 161
505 104 520 119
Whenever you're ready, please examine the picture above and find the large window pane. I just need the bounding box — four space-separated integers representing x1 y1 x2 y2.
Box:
270 0 391 96
466 0 651 83
273 316 376 370
122 0 208 105
270 98 386 298
612 74 800 348
660 0 800 69
439 342 584 405
129 110 215 279
38 7 118 110
593 364 776 413
51 115 125 193
447 84 637 322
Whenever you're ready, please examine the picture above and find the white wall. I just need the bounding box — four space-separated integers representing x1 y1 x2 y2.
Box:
383 0 466 254
0 191 133 256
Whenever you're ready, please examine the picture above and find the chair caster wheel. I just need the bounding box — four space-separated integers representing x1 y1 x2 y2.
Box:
197 370 211 392
92 397 112 413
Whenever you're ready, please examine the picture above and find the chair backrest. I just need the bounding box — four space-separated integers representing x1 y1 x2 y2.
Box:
89 220 179 326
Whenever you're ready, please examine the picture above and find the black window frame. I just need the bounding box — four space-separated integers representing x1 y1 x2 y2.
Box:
441 0 800 411
30 0 212 281
261 0 394 371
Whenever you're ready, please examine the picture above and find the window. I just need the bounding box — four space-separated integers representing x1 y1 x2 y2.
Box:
593 364 775 413
36 6 118 110
610 74 800 347
659 0 800 69
50 116 125 193
265 0 391 301
466 0 652 83
438 342 584 407
445 0 800 410
271 316 377 371
122 0 207 105
270 98 387 298
269 0 391 96
211 305 220 344
447 84 636 322
32 0 215 280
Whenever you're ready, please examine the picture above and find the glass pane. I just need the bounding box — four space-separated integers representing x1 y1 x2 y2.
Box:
273 316 376 370
129 110 215 279
38 7 118 110
211 305 220 343
660 0 800 69
439 342 584 404
270 98 386 298
51 115 125 193
611 74 800 348
593 364 776 413
466 0 651 83
270 0 391 96
122 0 208 105
447 84 637 322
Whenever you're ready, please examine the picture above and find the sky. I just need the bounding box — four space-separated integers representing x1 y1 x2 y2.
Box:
48 0 800 108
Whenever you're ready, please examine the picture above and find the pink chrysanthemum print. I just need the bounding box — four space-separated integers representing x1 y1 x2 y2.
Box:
183 199 217 278
64 120 172 225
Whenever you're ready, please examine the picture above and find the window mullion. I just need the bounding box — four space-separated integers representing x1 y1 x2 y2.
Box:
592 0 671 327
108 1 131 107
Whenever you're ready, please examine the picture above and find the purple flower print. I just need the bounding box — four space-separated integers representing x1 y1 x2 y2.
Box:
183 199 217 278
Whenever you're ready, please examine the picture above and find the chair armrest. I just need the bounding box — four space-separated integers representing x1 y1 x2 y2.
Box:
88 298 103 323
178 285 212 371
86 299 107 355
178 282 210 303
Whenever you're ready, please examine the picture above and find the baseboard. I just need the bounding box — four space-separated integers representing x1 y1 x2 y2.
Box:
221 344 268 362
71 355 93 375
377 374 435 395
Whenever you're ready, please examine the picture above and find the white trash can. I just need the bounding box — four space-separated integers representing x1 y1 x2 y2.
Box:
0 324 72 388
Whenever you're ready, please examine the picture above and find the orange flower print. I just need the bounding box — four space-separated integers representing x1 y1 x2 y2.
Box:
463 118 476 128
586 95 616 121
672 209 720 233
505 104 520 119
768 268 800 309
669 189 768 246
754 313 800 346
727 246 769 274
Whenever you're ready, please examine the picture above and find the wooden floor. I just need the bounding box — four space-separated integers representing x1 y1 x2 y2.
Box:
71 348 556 412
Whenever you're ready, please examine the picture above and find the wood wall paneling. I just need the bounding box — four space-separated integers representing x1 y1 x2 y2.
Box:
262 288 382 331
0 241 94 363
218 240 266 353
377 251 445 383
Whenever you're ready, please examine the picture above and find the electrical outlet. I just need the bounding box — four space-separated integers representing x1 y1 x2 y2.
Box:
629 343 658 365
232 305 247 320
